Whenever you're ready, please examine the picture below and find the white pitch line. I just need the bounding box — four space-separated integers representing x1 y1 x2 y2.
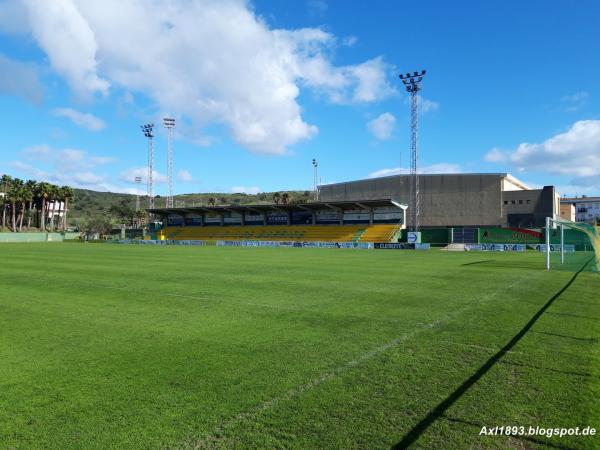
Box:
183 276 527 449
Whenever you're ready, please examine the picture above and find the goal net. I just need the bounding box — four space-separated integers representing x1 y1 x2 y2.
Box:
545 217 600 272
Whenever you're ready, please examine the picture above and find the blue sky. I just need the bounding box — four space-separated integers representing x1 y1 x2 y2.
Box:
0 0 599 196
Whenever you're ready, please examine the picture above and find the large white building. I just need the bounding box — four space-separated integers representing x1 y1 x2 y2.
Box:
561 196 600 223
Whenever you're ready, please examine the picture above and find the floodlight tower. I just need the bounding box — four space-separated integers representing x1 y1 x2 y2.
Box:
141 124 154 209
134 176 142 211
399 69 426 232
312 158 319 200
163 117 176 208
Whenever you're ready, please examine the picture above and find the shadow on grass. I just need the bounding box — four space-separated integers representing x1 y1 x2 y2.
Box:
391 255 595 449
461 259 494 266
545 311 600 321
499 360 593 379
530 330 598 342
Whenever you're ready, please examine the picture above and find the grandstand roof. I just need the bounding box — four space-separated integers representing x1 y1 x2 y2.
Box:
148 198 405 215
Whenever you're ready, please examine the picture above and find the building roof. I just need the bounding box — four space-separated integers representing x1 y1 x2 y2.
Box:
319 172 529 188
561 196 600 203
148 198 406 215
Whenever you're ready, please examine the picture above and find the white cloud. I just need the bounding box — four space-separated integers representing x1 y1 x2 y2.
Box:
23 0 109 97
231 186 261 194
484 148 507 163
367 112 395 141
18 0 393 155
369 163 461 178
0 0 29 34
11 144 120 191
119 167 167 184
561 91 589 112
488 120 600 184
177 169 193 182
419 96 440 113
52 107 106 131
486 120 600 191
0 53 43 103
20 144 113 169
11 159 117 191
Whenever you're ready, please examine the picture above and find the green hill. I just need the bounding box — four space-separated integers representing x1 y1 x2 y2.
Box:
69 188 314 226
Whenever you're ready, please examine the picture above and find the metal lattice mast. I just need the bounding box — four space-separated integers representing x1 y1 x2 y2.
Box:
163 118 176 208
312 158 318 201
399 69 426 232
135 176 142 211
141 124 154 209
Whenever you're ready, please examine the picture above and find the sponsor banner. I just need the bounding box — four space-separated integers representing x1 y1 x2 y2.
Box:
415 243 431 250
464 243 527 252
530 244 576 252
464 243 526 251
120 238 374 249
374 242 413 250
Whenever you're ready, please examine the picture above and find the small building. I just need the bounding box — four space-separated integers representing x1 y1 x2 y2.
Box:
561 196 600 223
559 202 575 221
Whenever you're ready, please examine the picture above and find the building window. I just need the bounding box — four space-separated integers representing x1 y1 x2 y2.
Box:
519 200 523 204
526 200 531 204
503 200 508 205
511 200 516 204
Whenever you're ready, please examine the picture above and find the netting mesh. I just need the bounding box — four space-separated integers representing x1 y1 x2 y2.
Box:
550 219 600 272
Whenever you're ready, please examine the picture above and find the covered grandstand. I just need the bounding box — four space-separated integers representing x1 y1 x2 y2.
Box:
149 199 406 243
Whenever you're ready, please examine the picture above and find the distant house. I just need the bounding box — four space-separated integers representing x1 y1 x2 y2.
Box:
561 196 600 223
559 202 575 221
47 200 68 218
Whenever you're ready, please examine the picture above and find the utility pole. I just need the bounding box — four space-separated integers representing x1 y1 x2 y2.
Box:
312 158 319 201
163 117 176 208
399 69 426 232
134 176 142 212
141 124 154 209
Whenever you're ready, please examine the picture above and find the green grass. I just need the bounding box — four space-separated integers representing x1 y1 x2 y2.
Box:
0 244 598 449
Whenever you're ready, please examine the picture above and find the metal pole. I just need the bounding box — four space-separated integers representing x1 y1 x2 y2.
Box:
560 223 565 265
141 124 155 210
135 176 141 212
163 118 176 208
410 90 419 232
399 70 426 232
148 134 154 209
546 217 551 271
312 158 318 201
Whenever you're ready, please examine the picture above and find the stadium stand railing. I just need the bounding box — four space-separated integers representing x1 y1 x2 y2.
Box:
159 224 400 243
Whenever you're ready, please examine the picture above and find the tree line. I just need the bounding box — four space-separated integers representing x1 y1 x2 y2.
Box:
0 175 74 232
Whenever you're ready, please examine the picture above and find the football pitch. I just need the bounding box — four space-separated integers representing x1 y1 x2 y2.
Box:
0 243 598 449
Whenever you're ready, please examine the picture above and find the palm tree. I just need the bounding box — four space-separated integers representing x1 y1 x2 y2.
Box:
47 184 59 230
272 192 281 204
36 182 51 231
208 197 216 206
24 180 37 229
281 193 289 205
1 174 12 230
7 178 23 232
18 182 32 232
61 186 74 231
